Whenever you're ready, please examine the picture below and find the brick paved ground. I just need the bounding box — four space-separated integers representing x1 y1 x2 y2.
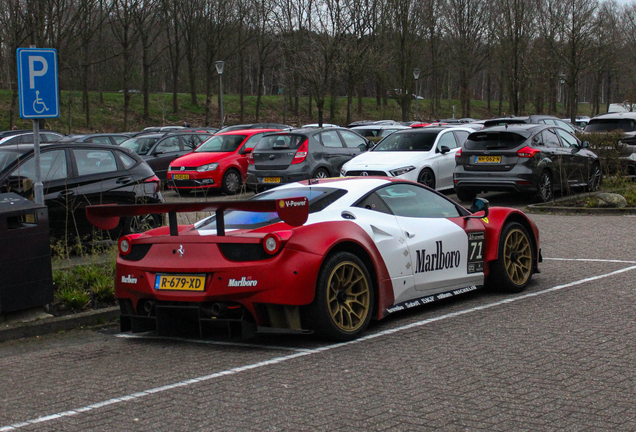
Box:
1 211 635 431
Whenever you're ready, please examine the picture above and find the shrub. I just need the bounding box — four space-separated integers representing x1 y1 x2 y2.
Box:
576 131 627 177
55 285 90 310
91 275 115 303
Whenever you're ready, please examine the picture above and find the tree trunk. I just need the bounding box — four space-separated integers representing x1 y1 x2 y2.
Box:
239 55 245 123
256 66 264 121
346 82 353 126
142 44 150 121
357 85 363 115
187 48 197 106
317 98 324 127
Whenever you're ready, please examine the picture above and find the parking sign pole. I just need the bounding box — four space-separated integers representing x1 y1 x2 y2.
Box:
32 119 43 205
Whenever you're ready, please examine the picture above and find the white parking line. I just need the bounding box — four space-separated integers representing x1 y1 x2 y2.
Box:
544 258 636 264
115 333 312 352
2 263 636 431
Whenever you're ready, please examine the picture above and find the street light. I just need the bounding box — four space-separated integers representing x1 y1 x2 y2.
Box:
413 68 421 120
216 61 225 128
558 72 566 118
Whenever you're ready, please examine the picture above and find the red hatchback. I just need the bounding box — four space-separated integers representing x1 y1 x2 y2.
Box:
167 129 279 194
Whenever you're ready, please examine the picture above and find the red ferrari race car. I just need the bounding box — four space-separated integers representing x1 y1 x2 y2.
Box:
87 177 541 341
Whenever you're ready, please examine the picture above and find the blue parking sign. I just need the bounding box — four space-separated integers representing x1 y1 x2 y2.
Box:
17 48 59 119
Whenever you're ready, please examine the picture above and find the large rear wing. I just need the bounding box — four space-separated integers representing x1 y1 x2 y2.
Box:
86 197 309 236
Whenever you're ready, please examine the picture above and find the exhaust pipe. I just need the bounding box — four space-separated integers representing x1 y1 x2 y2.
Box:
211 303 228 317
143 300 156 314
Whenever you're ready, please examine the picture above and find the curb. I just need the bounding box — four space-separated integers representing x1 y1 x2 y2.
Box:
526 192 636 215
0 307 119 343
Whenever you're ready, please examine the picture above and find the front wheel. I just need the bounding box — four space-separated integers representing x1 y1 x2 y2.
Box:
489 222 534 293
417 168 435 189
306 252 374 341
587 163 602 192
222 169 242 195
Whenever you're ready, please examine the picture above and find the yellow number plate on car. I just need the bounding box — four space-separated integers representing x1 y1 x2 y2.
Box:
262 177 281 183
154 274 205 291
475 156 502 163
173 174 190 180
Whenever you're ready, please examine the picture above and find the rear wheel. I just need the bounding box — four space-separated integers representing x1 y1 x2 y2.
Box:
313 168 329 179
456 187 477 202
489 222 534 293
221 169 241 195
587 163 602 191
417 168 435 189
537 170 553 202
306 252 374 341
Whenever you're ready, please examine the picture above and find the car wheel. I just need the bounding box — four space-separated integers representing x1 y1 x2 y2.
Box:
489 222 534 293
306 252 374 341
313 168 329 179
122 213 162 235
587 163 602 192
456 187 477 202
221 169 241 195
417 168 435 189
537 170 553 202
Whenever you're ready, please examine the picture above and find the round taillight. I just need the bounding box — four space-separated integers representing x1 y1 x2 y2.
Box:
263 234 281 255
119 236 132 255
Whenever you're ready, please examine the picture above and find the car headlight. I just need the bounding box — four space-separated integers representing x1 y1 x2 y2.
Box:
389 166 416 177
197 163 219 172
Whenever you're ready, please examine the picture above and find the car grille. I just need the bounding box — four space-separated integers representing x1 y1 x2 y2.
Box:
345 170 387 176
170 166 198 171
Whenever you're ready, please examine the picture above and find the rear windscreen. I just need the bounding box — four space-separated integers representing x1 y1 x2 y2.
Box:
584 119 636 133
255 134 306 151
464 132 527 150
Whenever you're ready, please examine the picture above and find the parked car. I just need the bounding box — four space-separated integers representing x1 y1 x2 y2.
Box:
86 177 540 341
216 123 292 134
0 143 163 239
341 127 473 191
563 116 590 129
584 112 636 176
301 123 340 128
484 115 579 134
167 129 280 195
350 124 410 143
454 124 601 202
119 132 213 180
346 120 400 128
60 133 132 145
0 131 64 146
246 127 371 189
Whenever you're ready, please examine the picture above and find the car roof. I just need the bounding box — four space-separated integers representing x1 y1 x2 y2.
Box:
472 124 548 137
590 112 636 120
215 128 280 136
351 125 409 130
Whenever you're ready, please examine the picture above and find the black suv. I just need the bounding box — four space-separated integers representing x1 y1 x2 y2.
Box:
246 127 371 189
584 112 636 176
484 115 579 135
0 143 163 239
454 124 601 202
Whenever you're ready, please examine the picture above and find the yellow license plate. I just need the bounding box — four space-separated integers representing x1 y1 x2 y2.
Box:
476 156 501 163
154 274 206 291
173 174 190 180
262 177 281 184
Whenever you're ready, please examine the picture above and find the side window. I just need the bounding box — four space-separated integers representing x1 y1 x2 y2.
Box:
556 129 579 148
181 135 199 150
542 129 562 148
87 136 111 144
112 136 129 144
155 136 181 153
381 129 397 136
118 152 137 169
354 192 392 215
20 134 35 143
242 133 264 150
375 183 461 218
42 133 61 142
339 130 367 148
319 131 344 148
437 131 458 150
73 149 118 176
555 120 576 134
453 131 470 146
10 150 67 182
4 136 21 146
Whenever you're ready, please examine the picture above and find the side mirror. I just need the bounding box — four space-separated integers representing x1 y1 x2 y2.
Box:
465 198 489 220
359 143 368 152
240 147 253 155
581 141 589 148
440 145 451 154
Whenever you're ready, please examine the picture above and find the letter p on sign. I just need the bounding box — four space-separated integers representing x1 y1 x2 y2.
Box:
28 56 48 89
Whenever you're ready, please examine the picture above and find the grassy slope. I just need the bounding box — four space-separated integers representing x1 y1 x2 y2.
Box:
0 88 573 133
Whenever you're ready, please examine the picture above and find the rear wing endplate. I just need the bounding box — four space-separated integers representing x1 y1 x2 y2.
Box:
86 197 309 236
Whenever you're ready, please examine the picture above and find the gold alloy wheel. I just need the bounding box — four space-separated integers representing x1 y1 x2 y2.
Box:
503 228 532 286
326 261 371 332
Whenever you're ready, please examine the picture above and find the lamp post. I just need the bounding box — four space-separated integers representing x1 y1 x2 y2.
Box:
216 61 225 128
558 72 566 118
413 68 421 120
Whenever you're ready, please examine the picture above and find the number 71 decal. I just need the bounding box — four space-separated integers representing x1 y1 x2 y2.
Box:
467 232 485 274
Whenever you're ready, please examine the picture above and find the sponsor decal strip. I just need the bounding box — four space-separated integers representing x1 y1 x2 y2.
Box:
2 264 636 431
386 285 480 314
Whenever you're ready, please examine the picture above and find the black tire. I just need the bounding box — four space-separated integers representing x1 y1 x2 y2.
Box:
221 169 242 195
313 168 330 179
537 170 553 202
587 163 602 192
456 187 477 202
122 213 162 235
489 222 534 293
306 252 374 341
417 168 435 189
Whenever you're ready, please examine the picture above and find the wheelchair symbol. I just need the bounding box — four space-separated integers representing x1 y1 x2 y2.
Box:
33 91 49 114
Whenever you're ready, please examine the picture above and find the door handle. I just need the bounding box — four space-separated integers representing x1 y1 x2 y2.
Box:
116 176 132 184
405 231 415 239
58 190 75 199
